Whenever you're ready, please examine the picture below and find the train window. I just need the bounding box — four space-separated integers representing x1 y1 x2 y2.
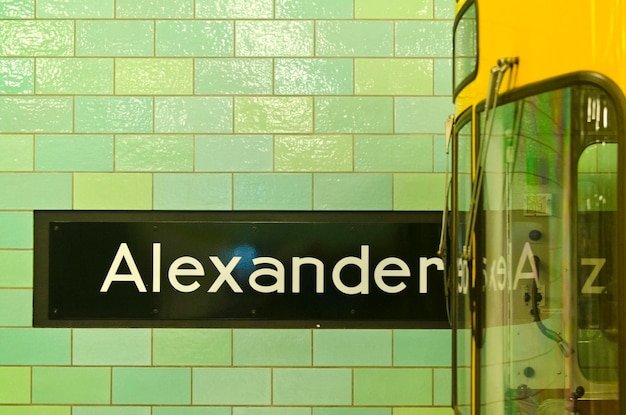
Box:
474 84 619 413
453 1 477 97
454 117 472 415
576 91 619 383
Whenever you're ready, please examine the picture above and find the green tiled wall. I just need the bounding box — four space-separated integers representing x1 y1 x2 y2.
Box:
0 0 454 413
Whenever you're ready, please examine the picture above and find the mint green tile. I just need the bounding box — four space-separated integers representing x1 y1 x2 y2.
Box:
316 21 393 57
155 97 232 133
314 329 391 366
234 173 312 210
0 173 72 209
153 329 231 366
275 58 353 95
196 0 273 18
75 96 153 133
73 329 151 366
235 97 313 134
275 135 352 172
315 409 391 415
0 367 30 403
355 135 433 172
0 97 72 133
157 21 234 57
236 21 313 57
195 135 273 172
116 58 193 95
0 212 33 248
154 174 232 210
314 173 392 210
435 1 455 19
115 135 193 172
394 409 454 415
0 289 32 326
0 0 34 18
0 21 73 56
235 408 310 415
195 59 272 94
0 328 70 364
276 0 353 18
274 368 351 405
234 329 311 366
394 329 451 366
73 407 150 415
73 173 152 210
0 250 32 287
435 59 453 96
35 135 113 172
355 59 433 95
76 20 153 56
116 0 192 18
355 0 432 19
0 135 33 171
0 58 34 94
36 0 113 18
433 135 448 172
0 407 70 415
395 97 455 134
113 368 191 405
36 58 113 94
434 368 452 406
393 173 446 210
33 367 110 404
154 408 230 415
354 368 432 405
396 21 453 57
315 97 393 133
193 368 271 405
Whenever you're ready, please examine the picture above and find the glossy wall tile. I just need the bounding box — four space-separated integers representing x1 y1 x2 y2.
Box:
0 0 455 413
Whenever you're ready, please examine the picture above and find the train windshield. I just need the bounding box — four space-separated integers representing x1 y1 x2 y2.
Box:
453 1 477 96
474 84 619 414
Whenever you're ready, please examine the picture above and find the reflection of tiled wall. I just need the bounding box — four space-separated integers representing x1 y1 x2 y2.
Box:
0 0 454 413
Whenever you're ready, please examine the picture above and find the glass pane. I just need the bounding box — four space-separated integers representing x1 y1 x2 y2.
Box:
576 90 619 404
453 2 477 93
577 143 618 382
475 85 620 414
455 119 472 415
478 91 573 415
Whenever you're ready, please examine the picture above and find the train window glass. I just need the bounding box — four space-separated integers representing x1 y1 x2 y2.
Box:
576 92 618 383
476 94 565 415
455 119 472 415
453 1 477 97
474 84 620 413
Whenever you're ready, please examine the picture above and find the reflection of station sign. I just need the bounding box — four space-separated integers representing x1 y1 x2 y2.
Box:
34 211 448 328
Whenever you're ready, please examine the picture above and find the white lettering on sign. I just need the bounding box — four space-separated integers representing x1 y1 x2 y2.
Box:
457 242 540 293
457 258 469 294
249 257 285 293
292 257 324 293
375 257 410 294
513 242 539 289
99 243 443 295
580 258 606 294
332 245 370 295
419 257 444 293
207 256 243 293
100 243 147 292
168 256 204 293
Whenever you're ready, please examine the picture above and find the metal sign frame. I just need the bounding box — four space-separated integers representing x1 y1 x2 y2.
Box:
34 210 449 329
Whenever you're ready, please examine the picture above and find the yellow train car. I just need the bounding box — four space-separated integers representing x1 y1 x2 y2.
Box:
444 0 626 414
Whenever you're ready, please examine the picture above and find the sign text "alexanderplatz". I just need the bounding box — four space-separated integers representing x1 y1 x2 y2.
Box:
101 243 444 295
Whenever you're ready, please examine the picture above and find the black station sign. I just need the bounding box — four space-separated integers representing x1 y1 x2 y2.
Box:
33 211 448 328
